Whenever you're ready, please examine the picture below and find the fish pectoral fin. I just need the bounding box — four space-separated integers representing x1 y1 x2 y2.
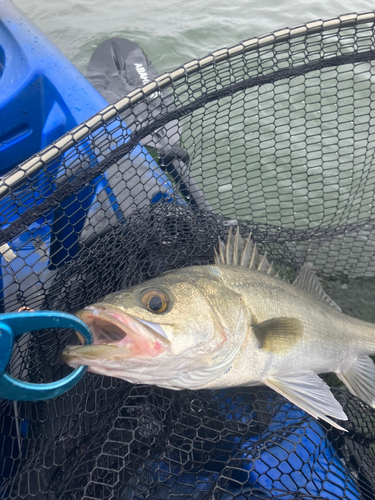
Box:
337 355 375 408
253 317 303 354
264 371 348 431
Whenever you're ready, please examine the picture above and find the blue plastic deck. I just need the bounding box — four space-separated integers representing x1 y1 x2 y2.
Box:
0 0 176 313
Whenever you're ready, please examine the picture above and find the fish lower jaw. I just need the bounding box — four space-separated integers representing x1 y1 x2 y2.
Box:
62 343 144 369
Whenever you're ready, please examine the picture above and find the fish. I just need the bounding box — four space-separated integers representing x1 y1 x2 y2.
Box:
62 227 375 431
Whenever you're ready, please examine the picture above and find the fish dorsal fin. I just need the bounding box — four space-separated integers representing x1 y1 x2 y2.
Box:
253 317 303 354
293 263 342 312
215 226 275 275
215 229 341 311
264 371 348 431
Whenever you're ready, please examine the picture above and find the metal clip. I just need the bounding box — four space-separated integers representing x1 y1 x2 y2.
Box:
0 311 93 401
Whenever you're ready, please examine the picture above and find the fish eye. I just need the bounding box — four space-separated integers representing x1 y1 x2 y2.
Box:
141 290 169 314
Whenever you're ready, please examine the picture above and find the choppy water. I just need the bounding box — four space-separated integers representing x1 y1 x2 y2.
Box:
13 0 375 75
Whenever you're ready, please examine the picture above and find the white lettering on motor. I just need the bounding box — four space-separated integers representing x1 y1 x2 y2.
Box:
134 63 160 100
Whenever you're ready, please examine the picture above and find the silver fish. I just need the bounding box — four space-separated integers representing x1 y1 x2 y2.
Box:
63 228 375 430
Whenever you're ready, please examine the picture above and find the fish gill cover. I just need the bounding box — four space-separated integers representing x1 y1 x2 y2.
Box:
1 11 375 500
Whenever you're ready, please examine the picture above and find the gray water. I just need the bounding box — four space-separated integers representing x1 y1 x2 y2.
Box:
13 0 375 76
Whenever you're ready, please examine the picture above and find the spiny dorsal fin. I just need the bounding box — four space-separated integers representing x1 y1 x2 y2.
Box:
293 263 342 312
215 226 275 275
215 229 341 311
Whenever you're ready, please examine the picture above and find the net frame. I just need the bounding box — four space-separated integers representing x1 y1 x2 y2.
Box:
2 11 375 210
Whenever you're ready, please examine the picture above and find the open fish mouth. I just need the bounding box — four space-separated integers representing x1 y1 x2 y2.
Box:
62 304 171 368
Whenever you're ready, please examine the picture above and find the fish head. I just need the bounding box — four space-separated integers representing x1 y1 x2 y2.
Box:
62 266 250 389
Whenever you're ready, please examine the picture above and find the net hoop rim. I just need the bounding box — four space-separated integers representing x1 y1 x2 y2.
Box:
1 10 374 198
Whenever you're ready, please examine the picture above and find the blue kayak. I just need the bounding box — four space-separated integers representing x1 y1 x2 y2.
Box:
0 0 108 174
0 0 185 313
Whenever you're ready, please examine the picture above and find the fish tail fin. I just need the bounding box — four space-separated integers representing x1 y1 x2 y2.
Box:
337 355 375 408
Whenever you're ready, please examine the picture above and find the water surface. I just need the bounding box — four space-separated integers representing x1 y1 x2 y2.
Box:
14 0 375 75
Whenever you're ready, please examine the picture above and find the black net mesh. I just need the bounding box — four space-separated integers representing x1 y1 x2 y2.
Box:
1 12 375 499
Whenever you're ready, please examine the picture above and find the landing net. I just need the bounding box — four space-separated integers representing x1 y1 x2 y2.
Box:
1 12 375 500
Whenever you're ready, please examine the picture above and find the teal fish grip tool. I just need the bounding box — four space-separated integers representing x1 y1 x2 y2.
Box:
0 311 93 401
